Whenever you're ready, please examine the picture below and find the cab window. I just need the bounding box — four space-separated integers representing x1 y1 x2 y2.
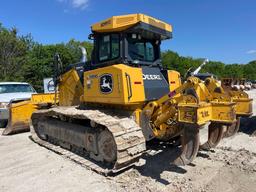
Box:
127 34 157 62
98 34 120 61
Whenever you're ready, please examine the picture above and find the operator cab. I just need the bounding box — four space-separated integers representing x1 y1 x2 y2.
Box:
89 14 172 68
84 14 176 102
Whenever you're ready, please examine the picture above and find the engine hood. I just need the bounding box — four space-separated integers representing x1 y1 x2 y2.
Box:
0 92 34 103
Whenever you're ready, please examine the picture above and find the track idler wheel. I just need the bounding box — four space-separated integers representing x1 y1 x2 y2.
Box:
34 119 48 141
225 117 240 138
97 130 117 163
200 123 225 150
174 125 200 166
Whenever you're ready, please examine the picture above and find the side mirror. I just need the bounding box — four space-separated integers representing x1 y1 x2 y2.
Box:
88 33 94 40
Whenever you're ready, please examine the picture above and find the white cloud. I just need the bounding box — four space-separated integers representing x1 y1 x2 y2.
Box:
57 0 89 10
72 0 89 9
246 50 256 54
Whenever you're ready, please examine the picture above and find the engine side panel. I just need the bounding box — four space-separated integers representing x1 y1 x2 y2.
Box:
142 66 170 101
83 64 146 105
83 64 181 105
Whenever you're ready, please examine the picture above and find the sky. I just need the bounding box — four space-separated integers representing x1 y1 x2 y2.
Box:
0 0 256 64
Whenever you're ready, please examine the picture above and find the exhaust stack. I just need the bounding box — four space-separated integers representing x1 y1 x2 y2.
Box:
79 46 87 63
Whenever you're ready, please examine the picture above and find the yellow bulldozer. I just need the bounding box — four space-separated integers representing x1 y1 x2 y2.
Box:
3 14 253 175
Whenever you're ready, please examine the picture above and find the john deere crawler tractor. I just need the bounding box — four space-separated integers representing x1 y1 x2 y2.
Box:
27 14 240 174
4 14 251 174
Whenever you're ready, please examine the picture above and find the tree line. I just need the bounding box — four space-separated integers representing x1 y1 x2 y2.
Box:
161 51 256 81
0 23 255 92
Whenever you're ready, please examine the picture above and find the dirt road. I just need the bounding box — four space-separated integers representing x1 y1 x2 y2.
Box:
0 91 255 192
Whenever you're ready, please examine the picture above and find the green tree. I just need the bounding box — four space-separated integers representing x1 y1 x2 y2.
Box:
203 61 225 77
223 64 244 78
0 23 33 81
21 40 93 92
243 61 256 80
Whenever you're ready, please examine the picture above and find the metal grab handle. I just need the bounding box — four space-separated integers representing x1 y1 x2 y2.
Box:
125 73 132 100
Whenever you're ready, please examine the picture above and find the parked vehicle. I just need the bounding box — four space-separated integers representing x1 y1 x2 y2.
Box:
0 82 36 127
251 80 256 89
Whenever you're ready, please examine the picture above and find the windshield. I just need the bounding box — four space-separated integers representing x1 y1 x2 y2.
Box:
127 34 158 62
0 84 35 94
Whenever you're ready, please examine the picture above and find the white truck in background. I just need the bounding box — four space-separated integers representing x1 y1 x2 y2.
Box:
0 82 36 127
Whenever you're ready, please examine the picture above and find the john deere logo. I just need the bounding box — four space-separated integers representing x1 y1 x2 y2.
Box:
100 74 113 94
101 20 111 27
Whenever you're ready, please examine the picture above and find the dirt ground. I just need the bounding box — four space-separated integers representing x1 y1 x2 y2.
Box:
0 90 255 192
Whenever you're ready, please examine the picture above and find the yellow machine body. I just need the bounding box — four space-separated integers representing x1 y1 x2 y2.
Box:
82 61 237 141
83 64 182 106
204 77 253 118
59 68 84 106
83 64 145 106
234 99 252 116
167 70 182 91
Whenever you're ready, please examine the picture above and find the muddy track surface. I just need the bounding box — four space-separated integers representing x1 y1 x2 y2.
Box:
30 107 146 175
0 90 255 192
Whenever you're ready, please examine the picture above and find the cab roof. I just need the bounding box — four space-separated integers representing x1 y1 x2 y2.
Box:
91 13 172 35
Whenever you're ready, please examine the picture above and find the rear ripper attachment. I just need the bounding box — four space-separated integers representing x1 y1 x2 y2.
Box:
203 77 253 139
188 59 253 140
142 76 236 165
